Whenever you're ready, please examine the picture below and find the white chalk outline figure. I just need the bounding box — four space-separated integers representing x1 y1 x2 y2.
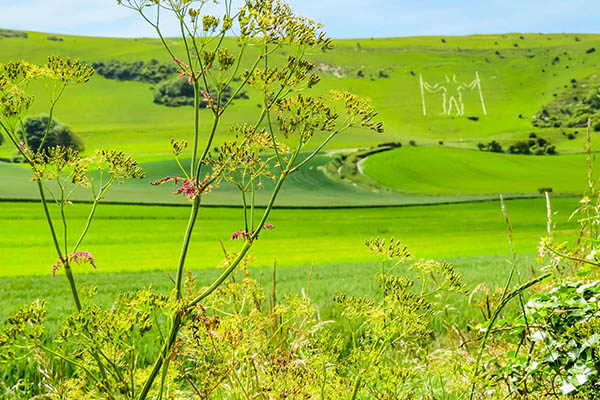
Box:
419 72 487 116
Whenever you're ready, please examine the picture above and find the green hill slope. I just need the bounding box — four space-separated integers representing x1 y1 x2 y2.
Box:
1 31 599 206
362 146 599 195
1 31 599 160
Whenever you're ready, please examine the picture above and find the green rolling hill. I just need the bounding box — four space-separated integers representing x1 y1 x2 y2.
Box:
1 30 600 205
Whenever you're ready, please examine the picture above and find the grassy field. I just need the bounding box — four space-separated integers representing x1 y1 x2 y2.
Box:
1 151 565 206
0 197 581 277
0 31 599 162
0 30 596 349
363 146 599 195
0 254 539 334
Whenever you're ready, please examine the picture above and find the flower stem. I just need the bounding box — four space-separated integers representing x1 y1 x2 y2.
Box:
174 196 201 299
36 180 82 310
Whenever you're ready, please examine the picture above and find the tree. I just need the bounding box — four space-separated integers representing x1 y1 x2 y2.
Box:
509 141 531 154
488 140 503 153
19 116 84 153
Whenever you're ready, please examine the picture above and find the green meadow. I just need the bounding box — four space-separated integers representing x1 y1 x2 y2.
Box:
0 197 581 277
1 30 599 331
363 146 600 195
0 31 599 162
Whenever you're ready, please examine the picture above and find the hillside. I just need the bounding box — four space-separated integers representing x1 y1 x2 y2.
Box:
1 30 600 205
1 31 599 155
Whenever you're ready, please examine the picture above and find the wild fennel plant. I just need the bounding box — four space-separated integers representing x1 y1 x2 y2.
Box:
1 1 382 398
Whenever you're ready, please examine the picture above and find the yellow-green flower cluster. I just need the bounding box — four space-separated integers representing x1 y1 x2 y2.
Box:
0 57 94 120
239 0 333 50
330 90 384 133
46 56 94 84
275 94 338 142
365 236 412 262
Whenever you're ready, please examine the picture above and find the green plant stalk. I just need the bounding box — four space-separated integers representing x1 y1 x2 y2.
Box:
194 96 221 179
177 15 201 177
38 343 100 384
138 10 177 61
0 120 33 163
72 178 115 253
138 158 296 399
222 51 263 113
138 315 181 400
350 375 362 400
191 79 201 176
188 166 295 309
174 196 201 299
37 87 65 153
35 180 82 310
469 209 517 399
544 243 600 268
182 22 212 96
250 179 255 230
290 126 349 173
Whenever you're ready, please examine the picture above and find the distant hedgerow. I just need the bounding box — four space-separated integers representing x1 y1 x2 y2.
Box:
92 59 178 84
153 79 249 108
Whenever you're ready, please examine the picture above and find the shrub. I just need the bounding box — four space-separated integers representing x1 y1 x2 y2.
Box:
92 59 177 84
509 141 532 154
19 116 84 153
0 29 27 39
153 79 249 108
498 281 600 397
477 140 503 153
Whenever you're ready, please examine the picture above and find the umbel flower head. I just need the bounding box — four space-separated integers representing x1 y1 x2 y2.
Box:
1 57 94 122
31 146 90 186
95 150 145 181
45 56 94 85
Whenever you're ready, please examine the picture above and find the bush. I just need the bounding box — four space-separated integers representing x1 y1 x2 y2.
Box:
477 140 503 153
500 281 600 396
92 59 177 84
509 141 532 154
153 79 249 108
0 29 27 39
19 116 84 153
